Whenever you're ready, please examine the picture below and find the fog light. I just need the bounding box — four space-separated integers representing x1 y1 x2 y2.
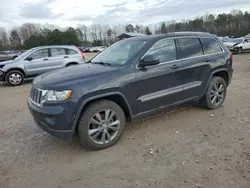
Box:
0 71 3 75
45 116 55 125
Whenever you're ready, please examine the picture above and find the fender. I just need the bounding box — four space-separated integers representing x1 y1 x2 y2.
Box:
71 92 132 132
201 68 229 98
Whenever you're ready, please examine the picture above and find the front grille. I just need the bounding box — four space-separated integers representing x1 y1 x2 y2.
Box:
30 87 42 106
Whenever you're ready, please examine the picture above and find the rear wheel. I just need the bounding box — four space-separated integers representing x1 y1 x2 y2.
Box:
77 100 126 150
5 70 24 86
200 76 227 109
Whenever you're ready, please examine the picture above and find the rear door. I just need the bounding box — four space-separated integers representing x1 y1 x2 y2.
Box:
24 48 49 77
176 37 224 99
176 37 209 99
48 48 67 70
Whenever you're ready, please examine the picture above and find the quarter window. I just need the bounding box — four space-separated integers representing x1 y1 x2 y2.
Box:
178 38 203 58
146 38 176 63
200 38 223 54
66 49 78 55
51 48 66 57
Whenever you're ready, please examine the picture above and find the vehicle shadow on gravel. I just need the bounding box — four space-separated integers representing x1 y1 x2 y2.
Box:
30 101 206 153
0 79 33 87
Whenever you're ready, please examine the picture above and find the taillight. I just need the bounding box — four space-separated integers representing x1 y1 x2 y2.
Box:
81 51 85 61
230 52 233 64
78 48 85 61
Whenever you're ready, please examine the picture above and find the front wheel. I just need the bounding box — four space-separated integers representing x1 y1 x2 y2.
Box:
200 76 227 109
5 70 24 86
237 47 242 54
77 100 126 150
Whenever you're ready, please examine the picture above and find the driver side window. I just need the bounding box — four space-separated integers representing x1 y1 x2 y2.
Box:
29 49 49 60
146 38 176 63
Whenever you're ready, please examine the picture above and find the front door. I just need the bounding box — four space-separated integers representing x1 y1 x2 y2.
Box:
24 48 49 77
136 38 186 113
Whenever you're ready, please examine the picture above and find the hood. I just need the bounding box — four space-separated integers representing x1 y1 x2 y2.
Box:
34 63 119 87
0 59 15 66
223 42 239 47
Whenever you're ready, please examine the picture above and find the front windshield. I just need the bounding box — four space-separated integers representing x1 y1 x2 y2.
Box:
15 48 34 61
227 38 243 44
90 40 147 65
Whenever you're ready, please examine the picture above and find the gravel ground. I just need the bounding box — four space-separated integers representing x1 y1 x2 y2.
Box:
0 54 250 188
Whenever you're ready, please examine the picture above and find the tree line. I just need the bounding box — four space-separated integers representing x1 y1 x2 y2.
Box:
0 9 250 50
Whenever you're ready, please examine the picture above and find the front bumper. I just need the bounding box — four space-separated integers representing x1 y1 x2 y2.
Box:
27 98 76 140
0 71 5 81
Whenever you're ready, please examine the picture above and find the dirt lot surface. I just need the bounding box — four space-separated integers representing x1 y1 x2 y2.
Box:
1 54 250 188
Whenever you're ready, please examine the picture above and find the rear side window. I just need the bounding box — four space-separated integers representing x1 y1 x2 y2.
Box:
66 49 78 55
178 38 203 59
51 48 66 57
200 38 223 54
146 38 176 63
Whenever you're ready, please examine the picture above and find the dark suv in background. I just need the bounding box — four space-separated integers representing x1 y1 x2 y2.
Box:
28 32 233 150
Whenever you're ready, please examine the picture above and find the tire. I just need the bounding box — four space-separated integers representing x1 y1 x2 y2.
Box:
77 100 126 150
237 47 242 54
200 76 227 109
5 70 24 86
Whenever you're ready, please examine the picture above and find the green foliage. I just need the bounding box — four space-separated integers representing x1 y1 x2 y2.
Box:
145 27 152 35
24 27 81 48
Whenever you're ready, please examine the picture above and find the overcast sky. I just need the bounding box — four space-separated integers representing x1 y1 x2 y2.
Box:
1 0 250 29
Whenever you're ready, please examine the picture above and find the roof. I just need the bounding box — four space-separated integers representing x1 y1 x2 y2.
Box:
117 32 145 38
33 45 76 50
122 32 214 41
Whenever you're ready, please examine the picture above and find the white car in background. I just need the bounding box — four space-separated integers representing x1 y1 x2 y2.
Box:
224 38 250 54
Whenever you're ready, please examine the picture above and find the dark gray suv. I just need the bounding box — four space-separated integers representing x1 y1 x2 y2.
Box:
28 32 233 150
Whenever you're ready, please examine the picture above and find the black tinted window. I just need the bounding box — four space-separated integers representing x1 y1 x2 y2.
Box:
178 38 203 58
66 49 78 55
147 38 176 63
51 48 66 57
30 49 48 59
200 38 223 54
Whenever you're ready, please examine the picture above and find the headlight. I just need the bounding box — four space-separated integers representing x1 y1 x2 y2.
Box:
42 90 72 102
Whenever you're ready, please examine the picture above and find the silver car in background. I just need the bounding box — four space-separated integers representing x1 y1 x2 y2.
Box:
0 45 85 86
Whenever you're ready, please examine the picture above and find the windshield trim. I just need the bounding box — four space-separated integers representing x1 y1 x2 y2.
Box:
15 48 34 61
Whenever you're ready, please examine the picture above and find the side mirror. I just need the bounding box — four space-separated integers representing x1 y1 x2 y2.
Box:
25 57 33 61
12 55 18 59
139 55 160 67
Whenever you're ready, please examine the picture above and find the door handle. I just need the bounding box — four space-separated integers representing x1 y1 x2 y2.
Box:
43 58 48 61
64 56 69 58
204 58 210 62
171 64 179 69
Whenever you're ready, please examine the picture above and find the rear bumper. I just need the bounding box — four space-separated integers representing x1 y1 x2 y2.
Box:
228 68 233 85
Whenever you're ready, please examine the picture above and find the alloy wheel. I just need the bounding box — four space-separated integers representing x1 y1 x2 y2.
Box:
209 81 225 106
88 109 120 144
9 73 22 85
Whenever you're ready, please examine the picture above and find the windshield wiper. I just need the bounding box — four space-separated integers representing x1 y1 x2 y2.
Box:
92 62 111 66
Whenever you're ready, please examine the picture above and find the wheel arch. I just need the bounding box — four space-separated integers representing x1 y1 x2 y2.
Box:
72 92 133 133
5 68 26 80
201 68 229 99
66 62 78 67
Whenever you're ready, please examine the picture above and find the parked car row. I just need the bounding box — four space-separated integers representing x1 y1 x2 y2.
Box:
79 46 107 53
223 37 250 54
